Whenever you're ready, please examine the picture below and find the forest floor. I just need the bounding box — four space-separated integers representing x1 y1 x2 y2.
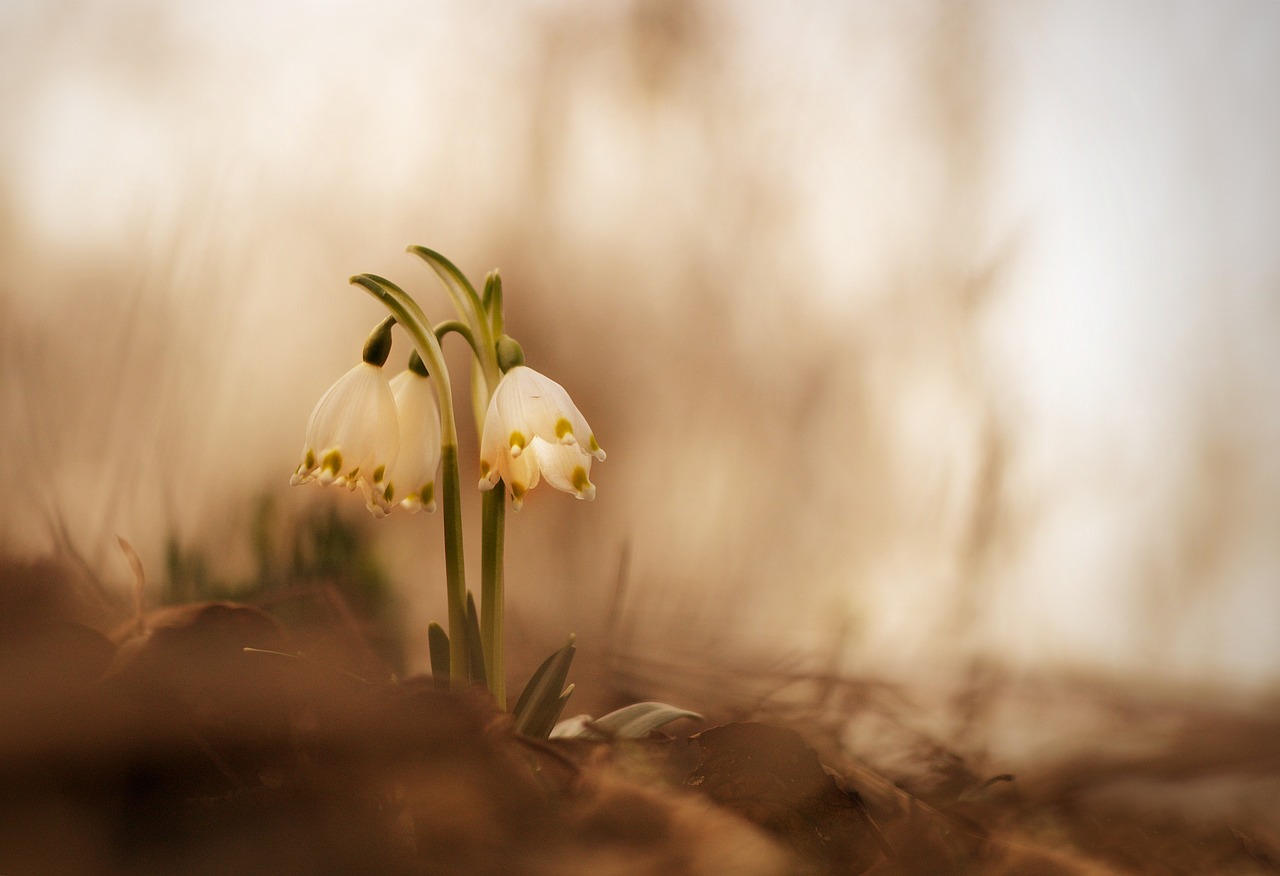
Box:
2 556 1277 875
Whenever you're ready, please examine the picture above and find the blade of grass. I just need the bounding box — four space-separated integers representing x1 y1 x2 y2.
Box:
428 622 450 692
465 592 487 687
513 636 576 738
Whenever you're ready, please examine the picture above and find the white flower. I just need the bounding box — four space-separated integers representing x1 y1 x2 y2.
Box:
478 365 605 510
385 367 441 514
291 361 400 516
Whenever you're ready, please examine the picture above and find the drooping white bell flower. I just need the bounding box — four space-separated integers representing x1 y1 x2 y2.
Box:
291 361 400 517
385 356 442 514
478 365 605 510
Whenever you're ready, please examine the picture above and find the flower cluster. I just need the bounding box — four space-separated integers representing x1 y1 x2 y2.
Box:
292 347 442 517
293 352 601 515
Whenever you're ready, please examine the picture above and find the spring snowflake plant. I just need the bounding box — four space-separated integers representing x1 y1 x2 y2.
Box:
291 247 697 740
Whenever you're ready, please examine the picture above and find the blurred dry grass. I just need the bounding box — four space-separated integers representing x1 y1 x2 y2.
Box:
2 0 1279 763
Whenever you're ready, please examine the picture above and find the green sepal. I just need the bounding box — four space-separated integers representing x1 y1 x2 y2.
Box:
408 350 429 377
427 622 450 692
465 591 487 687
512 635 576 739
495 335 525 372
362 315 395 366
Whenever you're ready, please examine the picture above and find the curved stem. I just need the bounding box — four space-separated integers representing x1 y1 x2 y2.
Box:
350 273 469 689
434 319 481 360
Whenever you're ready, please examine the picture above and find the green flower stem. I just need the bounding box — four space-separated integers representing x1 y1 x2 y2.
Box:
439 442 468 686
434 317 490 432
434 320 481 359
469 362 489 454
480 483 506 707
408 248 514 711
350 273 469 689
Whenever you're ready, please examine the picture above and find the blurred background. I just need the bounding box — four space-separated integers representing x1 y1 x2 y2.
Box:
2 0 1278 699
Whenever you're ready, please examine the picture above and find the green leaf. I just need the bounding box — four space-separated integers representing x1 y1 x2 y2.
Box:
545 684 576 736
465 591 487 687
427 623 450 692
406 245 482 328
512 635 576 738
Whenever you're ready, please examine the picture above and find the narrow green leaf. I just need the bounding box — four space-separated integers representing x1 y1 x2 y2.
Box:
543 683 576 737
483 270 504 337
427 622 450 692
465 591 487 687
512 636 576 738
482 270 497 311
512 645 560 720
406 245 482 328
523 683 576 742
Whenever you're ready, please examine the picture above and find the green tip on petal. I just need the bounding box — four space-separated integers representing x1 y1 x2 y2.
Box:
571 466 592 495
509 431 527 454
322 449 343 475
555 418 574 441
372 464 385 482
304 448 316 470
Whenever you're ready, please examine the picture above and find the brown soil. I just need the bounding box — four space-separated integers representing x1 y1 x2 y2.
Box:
2 557 1277 875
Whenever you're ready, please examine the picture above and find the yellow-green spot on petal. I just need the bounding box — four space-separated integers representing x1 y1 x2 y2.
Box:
511 482 527 500
480 460 491 478
571 466 591 494
421 482 434 506
384 483 394 501
555 417 574 440
372 464 385 482
509 430 527 450
322 449 343 474
588 435 601 453
304 448 316 469
348 466 360 479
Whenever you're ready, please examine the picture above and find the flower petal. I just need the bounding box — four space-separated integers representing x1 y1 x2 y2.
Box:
387 369 442 514
293 361 399 514
478 389 506 490
530 439 596 501
502 441 542 510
